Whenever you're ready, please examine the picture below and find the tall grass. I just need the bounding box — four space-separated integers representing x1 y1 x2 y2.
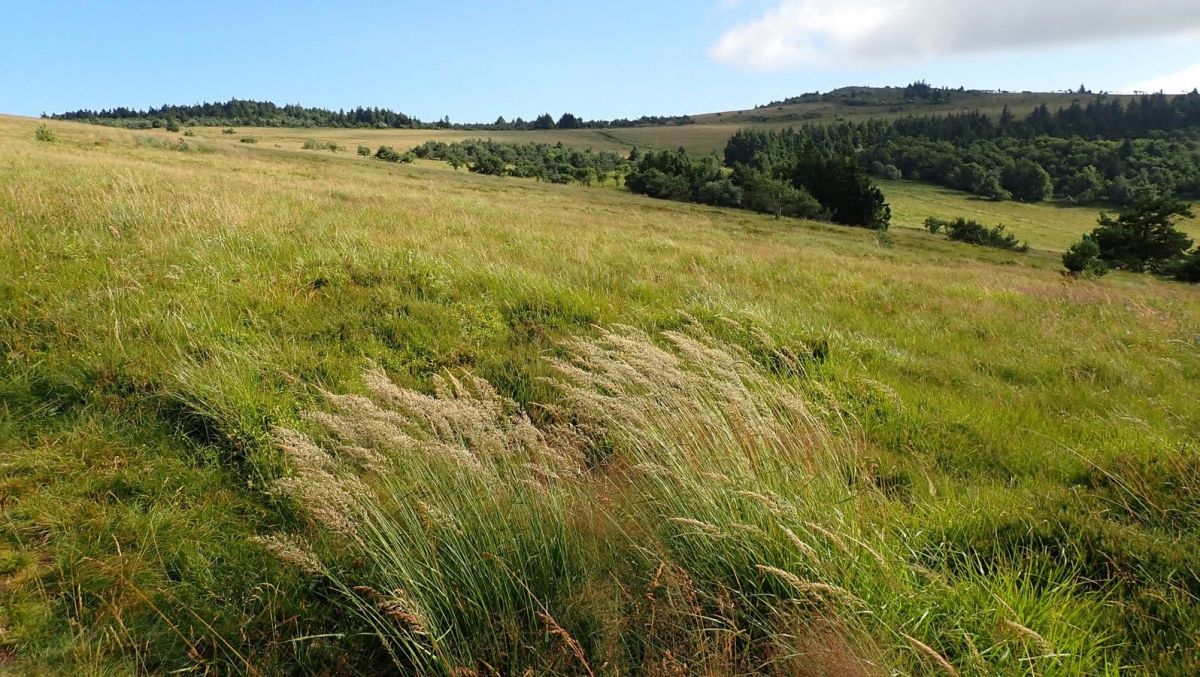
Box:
3 116 1198 673
267 324 1115 674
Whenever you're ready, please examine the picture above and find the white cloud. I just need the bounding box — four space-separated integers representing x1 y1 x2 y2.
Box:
1129 62 1200 93
711 0 1200 71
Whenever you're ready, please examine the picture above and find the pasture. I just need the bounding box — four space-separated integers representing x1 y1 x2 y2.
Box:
2 115 1198 674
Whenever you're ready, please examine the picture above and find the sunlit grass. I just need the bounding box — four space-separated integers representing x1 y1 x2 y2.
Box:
2 114 1198 673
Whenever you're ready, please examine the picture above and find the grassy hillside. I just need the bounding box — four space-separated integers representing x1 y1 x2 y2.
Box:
3 115 1200 674
689 88 1128 125
882 180 1200 251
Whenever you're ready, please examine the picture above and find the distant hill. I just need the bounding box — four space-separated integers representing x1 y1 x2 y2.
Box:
688 84 1154 127
50 82 1176 133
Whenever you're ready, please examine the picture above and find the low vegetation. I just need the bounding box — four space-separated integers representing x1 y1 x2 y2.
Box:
3 113 1200 675
413 139 627 185
924 217 1029 251
302 138 343 152
1064 195 1198 280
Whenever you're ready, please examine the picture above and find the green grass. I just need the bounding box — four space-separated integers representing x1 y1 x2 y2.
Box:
2 115 1199 674
883 179 1200 251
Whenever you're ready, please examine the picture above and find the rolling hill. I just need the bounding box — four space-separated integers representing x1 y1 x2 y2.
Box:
2 104 1199 674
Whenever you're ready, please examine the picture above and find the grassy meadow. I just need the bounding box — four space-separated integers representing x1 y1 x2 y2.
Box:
2 115 1200 674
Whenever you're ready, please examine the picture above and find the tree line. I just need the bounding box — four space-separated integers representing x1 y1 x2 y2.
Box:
410 140 629 185
625 143 891 230
49 99 694 130
726 93 1200 205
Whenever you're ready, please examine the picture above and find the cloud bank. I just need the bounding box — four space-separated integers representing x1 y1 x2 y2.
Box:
1130 62 1200 93
711 0 1200 71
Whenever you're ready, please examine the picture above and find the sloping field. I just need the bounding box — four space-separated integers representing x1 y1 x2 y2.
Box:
3 116 1199 674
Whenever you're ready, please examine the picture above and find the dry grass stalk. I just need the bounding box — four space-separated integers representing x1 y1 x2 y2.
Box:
538 611 595 677
998 619 1051 652
755 565 864 607
249 534 323 574
902 633 959 676
780 525 818 559
354 586 428 637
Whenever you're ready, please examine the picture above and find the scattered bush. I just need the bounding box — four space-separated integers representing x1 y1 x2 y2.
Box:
1062 236 1109 277
302 139 343 152
221 128 236 135
165 119 180 132
183 129 196 137
34 125 56 142
240 137 257 144
413 139 625 184
136 136 201 152
374 145 414 163
1166 249 1200 283
356 145 371 157
925 217 1029 251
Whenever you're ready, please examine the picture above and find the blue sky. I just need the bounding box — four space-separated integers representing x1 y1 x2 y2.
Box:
2 1 1199 121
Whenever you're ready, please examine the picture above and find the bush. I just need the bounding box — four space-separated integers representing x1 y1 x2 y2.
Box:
34 125 56 142
925 217 1029 251
221 128 236 135
374 146 415 163
696 178 744 208
1168 249 1200 283
239 137 257 144
375 145 401 162
357 145 371 157
1063 236 1108 277
302 139 342 152
165 119 180 133
183 129 196 137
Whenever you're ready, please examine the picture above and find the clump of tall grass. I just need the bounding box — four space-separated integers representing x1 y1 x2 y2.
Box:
263 323 1114 674
301 138 343 152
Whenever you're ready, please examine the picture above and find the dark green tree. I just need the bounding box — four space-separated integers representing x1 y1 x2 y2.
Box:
741 171 824 219
790 159 890 229
1090 196 1195 271
1001 159 1053 202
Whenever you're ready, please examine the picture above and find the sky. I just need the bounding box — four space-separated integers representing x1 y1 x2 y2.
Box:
2 0 1199 122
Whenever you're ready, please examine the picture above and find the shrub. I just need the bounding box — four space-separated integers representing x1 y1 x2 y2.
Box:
696 178 744 208
34 125 56 142
302 139 342 152
1062 236 1108 277
375 145 401 162
357 145 371 157
221 128 236 135
240 137 257 144
183 129 196 137
165 119 180 132
926 217 1029 251
1167 249 1200 283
